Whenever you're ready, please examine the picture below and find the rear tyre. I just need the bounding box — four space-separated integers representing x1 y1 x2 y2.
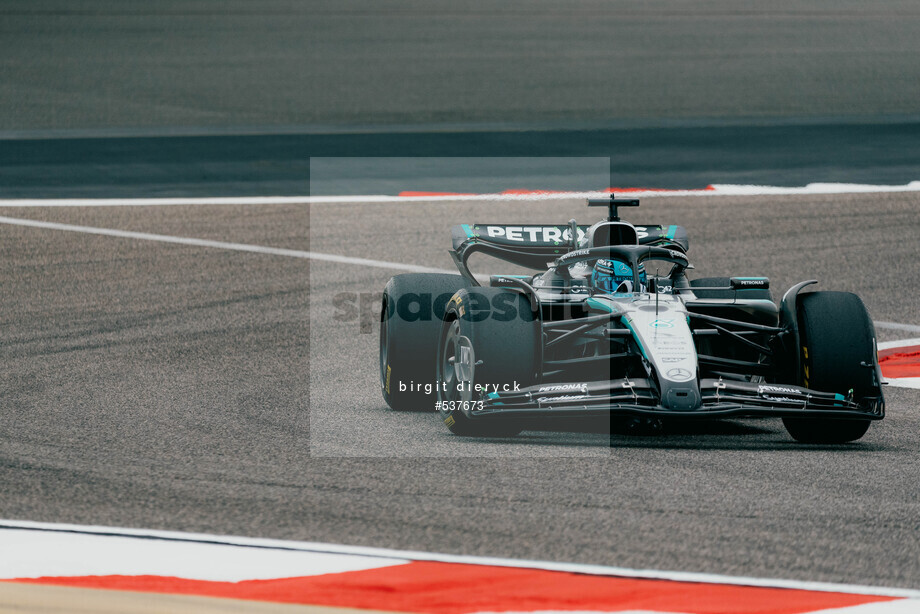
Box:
782 291 875 444
436 288 540 437
380 274 470 411
690 276 773 301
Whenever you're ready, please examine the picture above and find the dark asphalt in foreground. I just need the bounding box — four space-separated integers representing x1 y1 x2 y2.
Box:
1 193 919 588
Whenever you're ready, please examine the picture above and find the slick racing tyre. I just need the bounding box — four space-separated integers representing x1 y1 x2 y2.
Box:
783 291 875 444
380 274 470 411
690 276 773 301
436 287 540 437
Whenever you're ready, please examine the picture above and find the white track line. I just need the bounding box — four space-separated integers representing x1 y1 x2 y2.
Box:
877 338 920 351
813 603 920 614
875 322 920 333
0 527 405 582
0 196 316 207
707 181 920 196
878 338 920 390
0 193 635 207
1 214 917 342
884 378 920 390
0 215 454 275
1 181 919 206
1 520 919 599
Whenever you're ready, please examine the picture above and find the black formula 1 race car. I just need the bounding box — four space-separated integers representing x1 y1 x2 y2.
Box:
379 196 885 443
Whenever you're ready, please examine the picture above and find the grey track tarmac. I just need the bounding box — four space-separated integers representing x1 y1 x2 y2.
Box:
2 193 919 589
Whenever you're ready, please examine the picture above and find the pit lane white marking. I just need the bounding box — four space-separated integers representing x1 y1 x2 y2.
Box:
0 215 457 275
1 520 919 599
1 180 919 206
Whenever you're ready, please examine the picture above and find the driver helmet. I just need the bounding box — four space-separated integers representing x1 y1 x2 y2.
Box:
591 259 646 294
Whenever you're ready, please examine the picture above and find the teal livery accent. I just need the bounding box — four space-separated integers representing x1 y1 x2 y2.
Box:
486 391 503 406
585 297 615 313
621 316 649 360
664 225 677 240
461 224 475 238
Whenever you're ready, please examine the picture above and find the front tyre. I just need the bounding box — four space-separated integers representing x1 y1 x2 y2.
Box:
782 291 876 444
436 288 540 437
379 274 470 411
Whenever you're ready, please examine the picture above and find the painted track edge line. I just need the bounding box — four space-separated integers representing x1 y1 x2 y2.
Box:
1 520 918 599
0 192 693 207
0 215 461 276
877 337 920 388
2 181 920 206
882 377 920 390
1 214 916 356
878 338 920 350
874 322 920 334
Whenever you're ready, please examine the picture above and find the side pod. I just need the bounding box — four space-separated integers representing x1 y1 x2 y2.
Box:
778 280 818 384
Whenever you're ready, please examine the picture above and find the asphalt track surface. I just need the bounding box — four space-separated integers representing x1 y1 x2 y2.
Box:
2 193 919 589
3 0 920 600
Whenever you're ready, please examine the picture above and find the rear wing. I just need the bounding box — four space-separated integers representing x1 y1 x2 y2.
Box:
449 223 689 283
451 223 688 252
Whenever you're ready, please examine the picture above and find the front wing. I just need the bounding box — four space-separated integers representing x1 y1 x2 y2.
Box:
470 378 885 421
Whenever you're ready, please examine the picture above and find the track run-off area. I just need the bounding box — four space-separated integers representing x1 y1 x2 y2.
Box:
2 188 920 605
